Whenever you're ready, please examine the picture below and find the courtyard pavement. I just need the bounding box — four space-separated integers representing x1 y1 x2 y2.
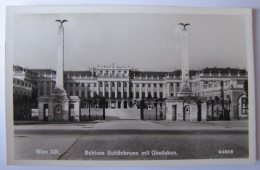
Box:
14 119 248 134
13 120 249 160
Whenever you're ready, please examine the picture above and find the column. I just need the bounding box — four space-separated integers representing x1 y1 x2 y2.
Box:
115 82 118 98
109 81 111 98
145 83 148 97
90 83 93 97
127 82 129 98
151 83 154 97
84 83 88 98
38 82 40 96
139 83 142 99
167 83 170 97
102 82 105 97
66 83 69 95
44 81 46 96
50 81 53 94
96 81 99 96
157 83 160 98
163 83 166 98
174 83 177 96
133 83 136 99
73 83 76 96
79 82 82 97
121 82 124 98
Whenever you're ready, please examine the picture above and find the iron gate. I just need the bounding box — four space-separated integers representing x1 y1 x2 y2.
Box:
80 97 106 121
207 96 231 121
140 98 166 120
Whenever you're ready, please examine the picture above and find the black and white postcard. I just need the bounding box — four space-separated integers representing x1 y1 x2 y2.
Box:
5 6 256 166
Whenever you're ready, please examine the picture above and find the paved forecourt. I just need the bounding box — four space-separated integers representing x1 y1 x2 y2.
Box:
13 120 249 160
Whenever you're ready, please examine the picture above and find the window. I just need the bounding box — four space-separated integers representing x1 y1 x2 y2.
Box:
154 84 157 87
70 83 73 87
94 83 96 87
70 91 73 96
160 84 163 88
82 83 84 87
136 92 139 98
142 84 145 87
76 83 78 87
111 92 115 98
171 83 173 86
123 92 127 98
241 97 248 115
75 91 79 96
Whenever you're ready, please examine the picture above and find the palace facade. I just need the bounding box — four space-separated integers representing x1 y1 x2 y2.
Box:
13 64 248 121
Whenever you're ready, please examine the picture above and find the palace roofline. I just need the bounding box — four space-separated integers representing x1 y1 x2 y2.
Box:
13 65 248 78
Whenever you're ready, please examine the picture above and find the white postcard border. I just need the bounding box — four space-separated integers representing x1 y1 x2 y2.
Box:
5 6 256 166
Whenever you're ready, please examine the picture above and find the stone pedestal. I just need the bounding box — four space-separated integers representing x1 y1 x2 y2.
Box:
70 96 81 122
38 90 70 121
166 96 207 122
38 96 49 121
49 90 69 121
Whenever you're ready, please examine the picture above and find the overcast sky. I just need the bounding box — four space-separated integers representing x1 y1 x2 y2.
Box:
13 13 247 71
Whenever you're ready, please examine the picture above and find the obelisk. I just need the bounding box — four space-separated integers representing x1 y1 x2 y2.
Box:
55 20 67 92
178 23 192 96
50 19 69 121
